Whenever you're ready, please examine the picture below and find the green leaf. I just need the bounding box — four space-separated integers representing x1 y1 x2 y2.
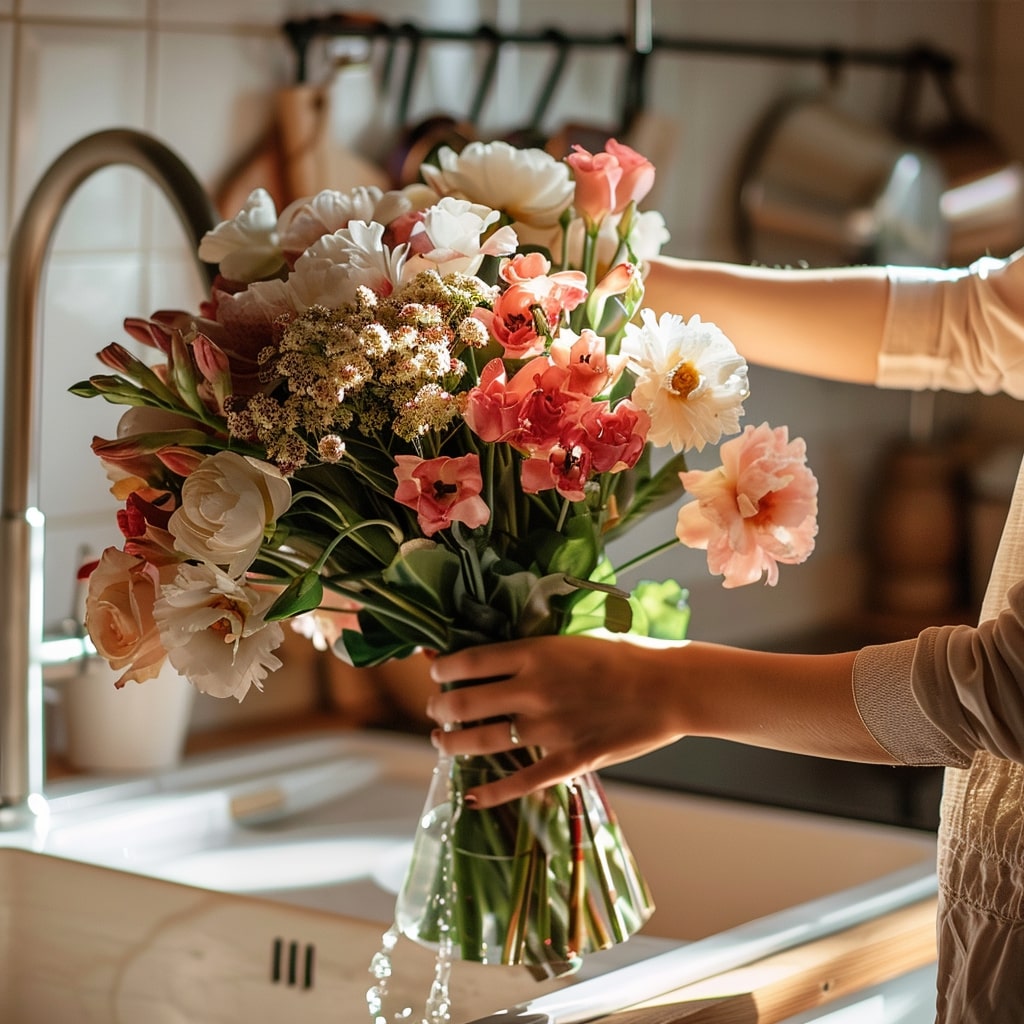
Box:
264 571 324 621
530 514 600 578
336 626 417 667
382 545 464 616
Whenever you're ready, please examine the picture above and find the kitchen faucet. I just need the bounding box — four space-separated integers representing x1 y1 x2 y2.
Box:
0 129 217 828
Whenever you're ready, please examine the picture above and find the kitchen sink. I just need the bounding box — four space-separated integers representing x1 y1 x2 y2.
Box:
0 730 939 1022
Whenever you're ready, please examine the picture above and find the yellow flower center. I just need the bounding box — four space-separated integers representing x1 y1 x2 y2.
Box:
667 360 701 398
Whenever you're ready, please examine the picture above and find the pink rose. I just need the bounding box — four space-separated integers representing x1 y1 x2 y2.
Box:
566 140 656 228
566 146 623 228
604 139 656 211
675 423 818 588
394 453 491 537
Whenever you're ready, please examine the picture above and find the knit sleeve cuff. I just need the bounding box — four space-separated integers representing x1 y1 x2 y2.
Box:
853 638 971 768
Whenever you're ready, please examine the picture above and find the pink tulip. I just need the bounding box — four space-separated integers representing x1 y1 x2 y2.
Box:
520 443 591 502
462 358 523 443
675 423 818 588
394 453 491 537
484 253 588 358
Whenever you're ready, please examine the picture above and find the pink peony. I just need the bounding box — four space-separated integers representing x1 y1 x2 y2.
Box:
572 400 651 473
675 423 818 588
394 453 491 537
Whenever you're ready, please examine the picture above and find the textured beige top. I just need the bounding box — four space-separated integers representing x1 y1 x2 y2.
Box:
853 249 1024 1022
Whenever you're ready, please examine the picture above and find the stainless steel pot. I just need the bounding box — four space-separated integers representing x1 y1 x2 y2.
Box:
898 57 1024 265
737 93 948 267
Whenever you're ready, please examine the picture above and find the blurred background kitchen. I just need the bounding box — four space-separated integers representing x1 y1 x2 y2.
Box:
3 0 1023 828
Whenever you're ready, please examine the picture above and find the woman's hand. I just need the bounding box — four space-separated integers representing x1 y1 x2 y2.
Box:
426 633 688 808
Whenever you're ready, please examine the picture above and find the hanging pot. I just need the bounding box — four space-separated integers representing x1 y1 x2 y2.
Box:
736 73 948 268
896 54 1024 265
385 25 503 187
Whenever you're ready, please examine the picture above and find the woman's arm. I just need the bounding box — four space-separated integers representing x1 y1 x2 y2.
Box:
427 635 894 809
642 256 890 384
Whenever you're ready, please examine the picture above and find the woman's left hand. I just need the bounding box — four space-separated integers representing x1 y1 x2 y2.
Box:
426 633 688 808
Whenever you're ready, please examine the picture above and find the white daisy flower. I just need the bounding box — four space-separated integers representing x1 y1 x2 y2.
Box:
621 309 749 452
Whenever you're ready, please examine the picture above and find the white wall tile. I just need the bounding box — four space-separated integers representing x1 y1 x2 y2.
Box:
153 0 297 27
13 25 149 253
20 0 146 17
0 21 13 243
149 28 289 246
36 253 146 624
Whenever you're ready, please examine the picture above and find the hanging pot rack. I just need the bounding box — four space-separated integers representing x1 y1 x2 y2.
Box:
283 13 957 88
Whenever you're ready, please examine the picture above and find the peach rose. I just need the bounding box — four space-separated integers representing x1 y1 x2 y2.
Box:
85 547 173 686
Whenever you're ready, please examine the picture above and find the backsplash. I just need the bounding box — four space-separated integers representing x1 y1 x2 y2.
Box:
1 0 1019 659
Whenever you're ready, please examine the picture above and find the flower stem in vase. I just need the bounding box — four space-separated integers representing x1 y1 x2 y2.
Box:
394 698 656 979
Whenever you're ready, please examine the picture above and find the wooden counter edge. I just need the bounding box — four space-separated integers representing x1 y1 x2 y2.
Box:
602 895 938 1024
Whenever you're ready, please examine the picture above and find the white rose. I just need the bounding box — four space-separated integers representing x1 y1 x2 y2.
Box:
154 562 284 701
169 450 291 578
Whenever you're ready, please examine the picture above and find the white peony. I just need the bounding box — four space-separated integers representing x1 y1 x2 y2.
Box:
420 141 575 230
168 450 292 578
154 562 284 701
198 188 285 283
621 309 749 453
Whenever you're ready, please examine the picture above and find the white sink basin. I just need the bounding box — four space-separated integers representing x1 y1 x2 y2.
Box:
0 730 939 1023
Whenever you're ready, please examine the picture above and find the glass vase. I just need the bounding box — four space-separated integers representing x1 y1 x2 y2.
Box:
394 744 655 978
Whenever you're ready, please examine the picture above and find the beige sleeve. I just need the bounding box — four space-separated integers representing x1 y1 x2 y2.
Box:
853 640 971 768
878 248 1024 398
853 248 1024 767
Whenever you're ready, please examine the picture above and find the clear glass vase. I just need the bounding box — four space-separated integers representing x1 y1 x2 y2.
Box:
394 745 655 978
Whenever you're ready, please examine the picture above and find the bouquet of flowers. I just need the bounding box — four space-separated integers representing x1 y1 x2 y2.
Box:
72 139 818 983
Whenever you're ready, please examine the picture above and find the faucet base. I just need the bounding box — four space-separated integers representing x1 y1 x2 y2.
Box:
0 794 48 832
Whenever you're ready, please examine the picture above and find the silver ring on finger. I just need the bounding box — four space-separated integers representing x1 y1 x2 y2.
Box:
507 716 521 746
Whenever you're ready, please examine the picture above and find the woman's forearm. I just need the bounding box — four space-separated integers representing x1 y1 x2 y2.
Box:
676 641 892 762
427 636 896 808
642 255 890 385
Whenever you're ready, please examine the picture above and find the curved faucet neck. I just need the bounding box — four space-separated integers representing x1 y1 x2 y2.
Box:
1 129 216 826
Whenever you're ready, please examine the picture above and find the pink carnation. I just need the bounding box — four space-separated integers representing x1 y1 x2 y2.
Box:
675 422 818 588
